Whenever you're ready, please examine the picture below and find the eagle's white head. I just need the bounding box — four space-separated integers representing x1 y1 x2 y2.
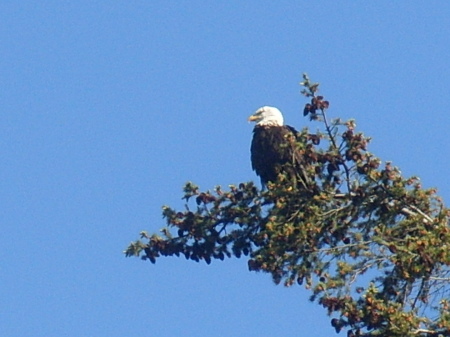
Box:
248 106 284 126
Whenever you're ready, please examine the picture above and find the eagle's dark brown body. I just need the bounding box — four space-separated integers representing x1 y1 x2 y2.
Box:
250 124 299 186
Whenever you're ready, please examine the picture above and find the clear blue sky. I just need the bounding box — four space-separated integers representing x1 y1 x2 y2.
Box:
2 2 449 337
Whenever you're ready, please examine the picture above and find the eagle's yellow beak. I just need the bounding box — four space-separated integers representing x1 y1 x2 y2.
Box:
248 115 259 122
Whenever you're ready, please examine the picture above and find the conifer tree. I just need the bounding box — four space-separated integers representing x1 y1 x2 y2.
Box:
125 75 450 337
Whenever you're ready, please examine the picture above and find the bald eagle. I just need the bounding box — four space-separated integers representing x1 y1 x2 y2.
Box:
248 106 309 188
